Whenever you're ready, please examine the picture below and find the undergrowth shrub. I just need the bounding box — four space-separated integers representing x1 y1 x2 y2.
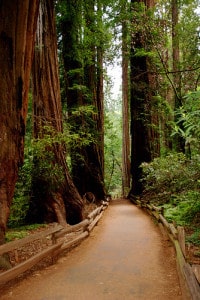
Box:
163 191 200 225
141 153 200 225
8 156 32 228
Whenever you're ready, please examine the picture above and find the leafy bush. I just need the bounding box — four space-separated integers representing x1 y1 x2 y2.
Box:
9 105 97 227
141 153 188 202
186 228 200 246
6 224 47 242
8 156 33 228
141 153 200 226
163 191 200 225
172 90 200 158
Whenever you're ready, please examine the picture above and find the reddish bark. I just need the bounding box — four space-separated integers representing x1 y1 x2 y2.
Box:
30 0 83 225
122 16 131 197
0 1 39 244
129 0 157 196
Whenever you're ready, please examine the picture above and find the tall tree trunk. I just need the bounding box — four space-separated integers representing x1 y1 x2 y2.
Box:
60 0 105 201
96 0 105 180
60 0 85 197
122 14 131 197
0 1 39 244
171 0 184 153
29 0 83 225
82 0 106 201
129 0 155 196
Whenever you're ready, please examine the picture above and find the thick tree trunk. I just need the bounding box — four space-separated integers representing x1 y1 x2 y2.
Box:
61 0 105 201
82 0 105 201
122 17 131 197
96 0 105 178
129 0 155 196
171 0 185 153
29 0 83 225
130 41 152 195
0 1 39 244
60 0 85 198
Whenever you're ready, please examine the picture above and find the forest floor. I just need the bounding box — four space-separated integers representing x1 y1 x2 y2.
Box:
0 199 188 299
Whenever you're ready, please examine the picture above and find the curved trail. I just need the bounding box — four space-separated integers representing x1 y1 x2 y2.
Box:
1 199 183 299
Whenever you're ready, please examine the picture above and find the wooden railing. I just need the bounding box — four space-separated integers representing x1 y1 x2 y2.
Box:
129 195 200 300
0 201 109 286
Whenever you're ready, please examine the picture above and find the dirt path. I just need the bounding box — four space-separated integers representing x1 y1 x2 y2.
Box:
1 199 184 300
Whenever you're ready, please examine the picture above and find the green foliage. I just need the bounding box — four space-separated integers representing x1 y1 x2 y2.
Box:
8 94 33 228
133 48 156 58
31 126 65 194
163 191 200 225
9 104 97 227
33 105 97 184
171 91 200 156
8 157 32 228
66 105 98 149
141 152 200 226
186 228 200 246
141 153 190 201
104 109 122 195
6 224 47 242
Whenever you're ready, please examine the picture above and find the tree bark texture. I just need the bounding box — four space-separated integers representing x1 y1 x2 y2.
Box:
129 0 156 196
130 39 152 195
0 1 39 244
122 17 131 197
30 0 83 225
171 0 185 153
96 0 105 178
61 0 105 201
82 0 105 200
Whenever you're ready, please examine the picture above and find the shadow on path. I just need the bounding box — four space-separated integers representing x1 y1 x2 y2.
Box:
1 199 183 300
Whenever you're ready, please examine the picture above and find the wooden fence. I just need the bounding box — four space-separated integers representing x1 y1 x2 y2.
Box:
129 195 200 300
0 201 109 286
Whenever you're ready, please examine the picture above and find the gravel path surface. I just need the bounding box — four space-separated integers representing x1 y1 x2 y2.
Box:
1 199 184 299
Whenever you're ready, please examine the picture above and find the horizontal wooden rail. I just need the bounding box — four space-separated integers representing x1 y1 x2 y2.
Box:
130 195 200 300
0 242 62 285
61 231 89 251
87 212 103 232
54 219 90 239
0 201 109 286
0 224 63 256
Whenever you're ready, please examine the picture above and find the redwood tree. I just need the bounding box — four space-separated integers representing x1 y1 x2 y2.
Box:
59 0 106 201
121 1 131 197
29 0 83 225
0 1 39 244
82 0 105 200
129 0 156 196
171 0 185 153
